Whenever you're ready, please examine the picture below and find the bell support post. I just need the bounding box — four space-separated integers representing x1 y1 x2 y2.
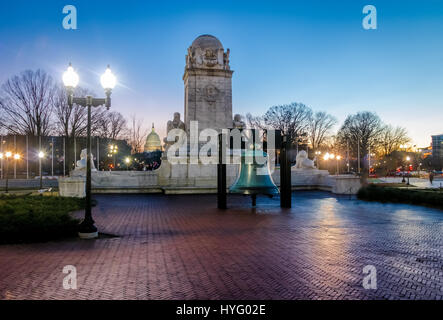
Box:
280 135 292 208
217 132 227 209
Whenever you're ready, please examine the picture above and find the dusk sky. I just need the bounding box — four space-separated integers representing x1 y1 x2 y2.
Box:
1 0 442 146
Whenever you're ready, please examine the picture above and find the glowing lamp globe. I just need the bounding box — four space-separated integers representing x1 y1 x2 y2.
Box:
38 151 44 159
6 151 12 158
63 64 79 88
100 66 116 90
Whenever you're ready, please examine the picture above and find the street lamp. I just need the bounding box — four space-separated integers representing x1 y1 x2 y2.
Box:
125 157 131 171
38 151 45 189
63 63 116 239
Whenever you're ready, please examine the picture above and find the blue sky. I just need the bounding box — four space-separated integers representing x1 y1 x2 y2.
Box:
0 0 442 146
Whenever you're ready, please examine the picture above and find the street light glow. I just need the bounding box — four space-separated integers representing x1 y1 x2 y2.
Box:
5 151 12 158
101 66 117 90
14 154 20 160
62 63 79 88
125 157 130 164
0 153 3 159
38 151 44 158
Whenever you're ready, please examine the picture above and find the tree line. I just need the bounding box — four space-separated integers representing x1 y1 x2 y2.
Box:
246 102 413 171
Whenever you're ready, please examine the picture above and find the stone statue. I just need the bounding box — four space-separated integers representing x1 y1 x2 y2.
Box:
166 112 186 133
295 150 316 169
223 48 230 70
233 114 246 129
164 112 186 149
75 149 97 171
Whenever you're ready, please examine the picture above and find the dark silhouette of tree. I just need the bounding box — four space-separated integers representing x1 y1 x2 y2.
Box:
336 111 384 171
308 111 337 151
379 125 410 156
247 102 312 145
0 70 55 136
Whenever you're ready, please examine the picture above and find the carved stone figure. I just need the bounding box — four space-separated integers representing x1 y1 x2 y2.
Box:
164 112 186 149
166 112 186 133
295 150 316 169
233 114 246 129
75 149 97 171
223 48 230 70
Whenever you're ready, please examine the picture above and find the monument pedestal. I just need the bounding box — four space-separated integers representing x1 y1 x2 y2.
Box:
59 176 86 198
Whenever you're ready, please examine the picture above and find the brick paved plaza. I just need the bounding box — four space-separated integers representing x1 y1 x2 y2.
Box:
0 192 442 300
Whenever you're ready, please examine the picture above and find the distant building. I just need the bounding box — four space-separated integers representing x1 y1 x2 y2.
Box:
431 134 443 160
144 123 162 152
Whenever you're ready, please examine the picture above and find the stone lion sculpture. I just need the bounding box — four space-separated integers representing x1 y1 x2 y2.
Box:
295 150 316 169
76 149 97 171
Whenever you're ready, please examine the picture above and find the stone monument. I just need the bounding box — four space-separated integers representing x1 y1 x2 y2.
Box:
59 34 361 197
183 34 233 134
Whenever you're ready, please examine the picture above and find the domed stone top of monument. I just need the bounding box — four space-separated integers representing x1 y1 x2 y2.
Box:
144 123 162 152
191 34 224 51
186 34 230 71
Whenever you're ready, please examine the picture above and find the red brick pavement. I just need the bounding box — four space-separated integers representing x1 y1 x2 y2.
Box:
0 192 442 300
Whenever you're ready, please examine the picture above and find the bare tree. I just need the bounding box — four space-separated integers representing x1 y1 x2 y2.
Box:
246 102 312 145
53 85 108 138
127 115 148 154
0 69 55 136
379 125 410 156
336 111 384 169
308 111 337 151
95 111 127 140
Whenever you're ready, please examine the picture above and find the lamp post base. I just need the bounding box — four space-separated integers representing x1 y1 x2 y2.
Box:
78 231 98 239
78 218 98 239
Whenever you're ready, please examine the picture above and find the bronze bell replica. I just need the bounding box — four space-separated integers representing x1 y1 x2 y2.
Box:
229 149 279 206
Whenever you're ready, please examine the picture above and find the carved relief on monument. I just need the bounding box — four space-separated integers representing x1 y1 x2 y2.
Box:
204 84 220 104
202 49 218 67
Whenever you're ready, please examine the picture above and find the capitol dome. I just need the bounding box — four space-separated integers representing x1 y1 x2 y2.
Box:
191 34 223 51
144 123 162 152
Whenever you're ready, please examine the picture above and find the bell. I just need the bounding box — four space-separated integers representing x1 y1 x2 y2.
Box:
229 149 279 205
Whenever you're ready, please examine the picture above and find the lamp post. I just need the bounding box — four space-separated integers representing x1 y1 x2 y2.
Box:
125 157 131 171
4 152 11 193
3 152 19 193
38 151 44 189
315 151 321 169
63 63 116 239
108 144 118 170
400 144 407 183
336 155 341 175
405 156 411 185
